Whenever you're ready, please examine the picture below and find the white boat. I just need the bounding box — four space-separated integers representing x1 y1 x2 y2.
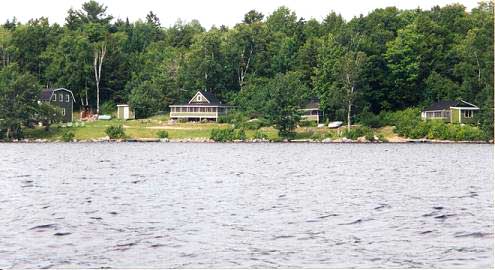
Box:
328 121 343 128
98 115 112 120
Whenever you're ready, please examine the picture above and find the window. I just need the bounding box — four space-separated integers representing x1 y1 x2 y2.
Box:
59 94 63 102
62 108 66 116
464 110 473 118
53 94 57 101
66 94 69 102
197 95 202 101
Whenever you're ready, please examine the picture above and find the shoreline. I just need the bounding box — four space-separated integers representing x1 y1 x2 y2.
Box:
1 138 492 144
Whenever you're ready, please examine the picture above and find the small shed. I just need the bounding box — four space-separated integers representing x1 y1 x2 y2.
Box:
117 104 135 120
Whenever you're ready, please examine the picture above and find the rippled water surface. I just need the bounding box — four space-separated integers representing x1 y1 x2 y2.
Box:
0 143 493 268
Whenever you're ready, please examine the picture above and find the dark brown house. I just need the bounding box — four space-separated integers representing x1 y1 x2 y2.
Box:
39 88 76 123
300 98 323 123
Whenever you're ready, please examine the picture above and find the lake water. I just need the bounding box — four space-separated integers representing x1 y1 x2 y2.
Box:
0 143 493 268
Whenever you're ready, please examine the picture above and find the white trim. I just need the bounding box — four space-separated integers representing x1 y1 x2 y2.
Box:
460 100 478 108
49 88 76 103
450 107 479 110
188 91 211 104
169 105 234 108
422 109 450 113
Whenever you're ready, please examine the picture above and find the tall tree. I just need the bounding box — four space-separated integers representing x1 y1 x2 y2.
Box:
0 64 40 139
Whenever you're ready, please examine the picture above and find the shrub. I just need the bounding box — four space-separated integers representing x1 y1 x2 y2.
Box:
378 134 388 142
358 111 383 128
242 119 268 130
100 101 116 115
294 131 314 139
210 128 236 142
105 125 126 139
310 132 325 141
234 129 246 140
62 130 75 142
343 126 374 140
156 130 169 139
254 130 268 140
299 120 317 127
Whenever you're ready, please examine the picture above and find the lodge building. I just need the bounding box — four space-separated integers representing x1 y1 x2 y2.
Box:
169 91 235 122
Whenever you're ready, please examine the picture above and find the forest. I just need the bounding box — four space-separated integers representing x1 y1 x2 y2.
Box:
0 1 493 140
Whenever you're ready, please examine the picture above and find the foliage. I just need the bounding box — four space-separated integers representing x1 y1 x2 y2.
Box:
342 126 375 140
210 128 235 142
357 110 384 128
156 130 168 139
299 120 317 127
0 64 40 139
265 72 308 138
254 130 268 140
384 108 488 141
105 124 126 139
0 1 493 141
34 103 63 130
210 127 247 142
62 129 75 142
100 100 115 115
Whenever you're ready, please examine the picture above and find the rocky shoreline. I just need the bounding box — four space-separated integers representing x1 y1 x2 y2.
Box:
1 137 492 144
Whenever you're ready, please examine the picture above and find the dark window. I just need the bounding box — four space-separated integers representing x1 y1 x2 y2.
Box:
464 110 473 118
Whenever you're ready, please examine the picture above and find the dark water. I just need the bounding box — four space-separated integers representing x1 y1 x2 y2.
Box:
0 143 493 268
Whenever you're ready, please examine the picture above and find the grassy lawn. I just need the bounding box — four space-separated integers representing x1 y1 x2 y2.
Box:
23 116 277 141
23 113 400 141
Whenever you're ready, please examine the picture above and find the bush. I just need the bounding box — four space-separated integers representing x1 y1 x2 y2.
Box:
210 128 235 142
105 125 126 139
343 126 374 140
100 101 116 115
254 130 268 140
299 120 317 127
156 130 169 139
242 118 269 130
358 111 383 128
310 132 325 141
235 129 246 140
62 130 75 142
210 128 248 142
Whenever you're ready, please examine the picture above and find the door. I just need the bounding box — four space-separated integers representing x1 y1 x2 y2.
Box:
124 107 129 119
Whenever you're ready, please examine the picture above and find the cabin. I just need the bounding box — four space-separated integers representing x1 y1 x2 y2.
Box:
117 104 135 120
169 91 234 122
300 98 323 123
421 100 479 124
39 88 76 123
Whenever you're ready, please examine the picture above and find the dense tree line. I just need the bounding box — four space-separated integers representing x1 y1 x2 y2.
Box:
0 1 493 139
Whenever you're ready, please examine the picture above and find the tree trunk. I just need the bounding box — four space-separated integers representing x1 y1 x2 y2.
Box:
347 99 352 132
93 43 106 114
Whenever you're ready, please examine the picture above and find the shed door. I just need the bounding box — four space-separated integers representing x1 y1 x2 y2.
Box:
124 107 129 119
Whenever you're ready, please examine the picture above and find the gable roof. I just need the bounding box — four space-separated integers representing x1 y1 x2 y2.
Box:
423 100 478 111
303 98 320 110
188 91 222 105
40 88 76 103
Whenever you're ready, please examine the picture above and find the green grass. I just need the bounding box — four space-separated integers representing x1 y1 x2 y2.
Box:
23 115 400 142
